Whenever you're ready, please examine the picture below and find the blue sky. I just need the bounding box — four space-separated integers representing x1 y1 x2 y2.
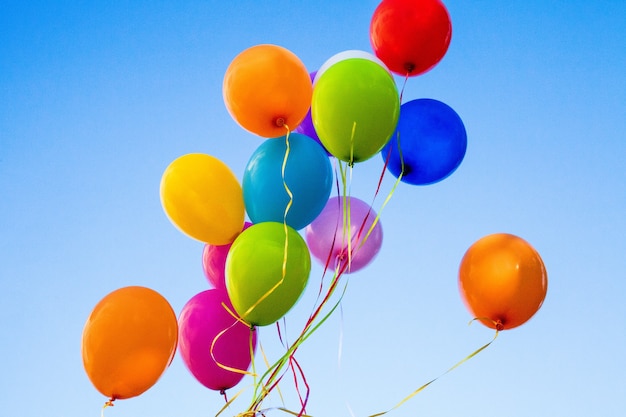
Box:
1 1 625 416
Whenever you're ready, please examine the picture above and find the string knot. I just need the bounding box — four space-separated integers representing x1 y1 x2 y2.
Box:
275 117 285 127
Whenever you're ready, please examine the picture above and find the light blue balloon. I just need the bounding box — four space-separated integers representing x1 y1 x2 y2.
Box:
243 133 333 230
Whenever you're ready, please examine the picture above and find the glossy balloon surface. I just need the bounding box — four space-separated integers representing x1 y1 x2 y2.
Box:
82 286 178 400
226 222 311 326
243 133 333 230
370 0 452 76
459 233 548 330
382 98 466 185
160 153 245 245
223 44 312 138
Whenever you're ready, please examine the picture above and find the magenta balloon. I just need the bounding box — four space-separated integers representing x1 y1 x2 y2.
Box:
202 222 252 289
305 196 383 274
178 289 256 392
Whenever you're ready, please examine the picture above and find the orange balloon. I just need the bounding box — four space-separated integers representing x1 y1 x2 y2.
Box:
458 233 547 330
223 44 312 138
82 286 178 400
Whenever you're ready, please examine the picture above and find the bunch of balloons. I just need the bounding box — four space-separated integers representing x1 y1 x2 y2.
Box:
81 0 548 413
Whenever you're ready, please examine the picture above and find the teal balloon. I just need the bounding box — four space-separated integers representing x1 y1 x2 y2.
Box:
312 57 400 163
225 222 311 327
243 133 333 230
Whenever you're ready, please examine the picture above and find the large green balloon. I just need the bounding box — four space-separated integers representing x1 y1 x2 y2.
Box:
225 222 311 327
311 58 400 163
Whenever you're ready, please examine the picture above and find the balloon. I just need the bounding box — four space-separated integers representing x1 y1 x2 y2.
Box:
381 98 467 185
370 0 452 76
82 286 178 401
312 56 400 163
202 222 253 289
243 133 333 230
226 222 311 327
312 50 390 85
160 153 245 245
223 44 312 138
305 196 383 274
294 71 330 155
458 233 548 330
178 289 256 392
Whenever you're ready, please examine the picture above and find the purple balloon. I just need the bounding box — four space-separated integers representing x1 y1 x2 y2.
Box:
305 196 383 274
178 289 256 392
295 71 331 155
202 222 252 289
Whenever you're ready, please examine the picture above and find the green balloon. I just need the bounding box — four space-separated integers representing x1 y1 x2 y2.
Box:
225 222 311 327
311 58 400 163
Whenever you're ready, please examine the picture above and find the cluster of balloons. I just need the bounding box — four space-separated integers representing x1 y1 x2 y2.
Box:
81 0 548 410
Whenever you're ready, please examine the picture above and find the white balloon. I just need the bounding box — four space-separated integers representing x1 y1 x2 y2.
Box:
313 50 392 85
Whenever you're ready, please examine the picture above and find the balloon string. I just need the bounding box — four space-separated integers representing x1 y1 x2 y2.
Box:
354 131 404 256
243 123 360 414
101 399 114 417
346 123 355 270
399 72 409 103
246 275 349 414
336 159 353 273
276 318 311 412
216 385 249 417
288 354 310 414
239 126 293 322
368 327 500 417
210 313 257 377
234 407 314 417
317 167 342 294
281 126 293 280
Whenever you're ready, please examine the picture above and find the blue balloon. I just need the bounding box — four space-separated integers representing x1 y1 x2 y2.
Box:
381 98 467 185
243 133 333 230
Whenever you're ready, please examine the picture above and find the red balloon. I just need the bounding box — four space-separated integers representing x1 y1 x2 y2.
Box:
370 0 452 76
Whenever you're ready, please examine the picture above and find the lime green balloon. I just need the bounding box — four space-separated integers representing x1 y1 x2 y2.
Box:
311 58 400 163
225 222 311 327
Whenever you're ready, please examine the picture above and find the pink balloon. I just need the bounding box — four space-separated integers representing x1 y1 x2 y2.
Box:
202 222 252 289
178 289 256 392
305 196 383 274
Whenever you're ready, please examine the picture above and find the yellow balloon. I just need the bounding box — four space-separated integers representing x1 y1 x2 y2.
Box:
160 153 245 245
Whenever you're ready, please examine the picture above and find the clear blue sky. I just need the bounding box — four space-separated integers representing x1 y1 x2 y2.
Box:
1 1 625 416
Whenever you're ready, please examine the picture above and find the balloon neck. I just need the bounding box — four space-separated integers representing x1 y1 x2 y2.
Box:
102 398 115 415
494 320 504 331
274 117 286 127
404 62 415 74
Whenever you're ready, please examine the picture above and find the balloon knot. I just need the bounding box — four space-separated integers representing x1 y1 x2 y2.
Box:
275 117 285 127
494 320 504 331
404 62 415 74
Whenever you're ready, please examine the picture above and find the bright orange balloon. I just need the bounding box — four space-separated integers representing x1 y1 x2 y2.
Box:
223 44 312 138
82 286 178 401
160 153 245 245
458 233 547 330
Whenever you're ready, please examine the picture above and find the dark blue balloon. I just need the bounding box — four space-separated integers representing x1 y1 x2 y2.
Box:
243 133 333 230
381 98 467 185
